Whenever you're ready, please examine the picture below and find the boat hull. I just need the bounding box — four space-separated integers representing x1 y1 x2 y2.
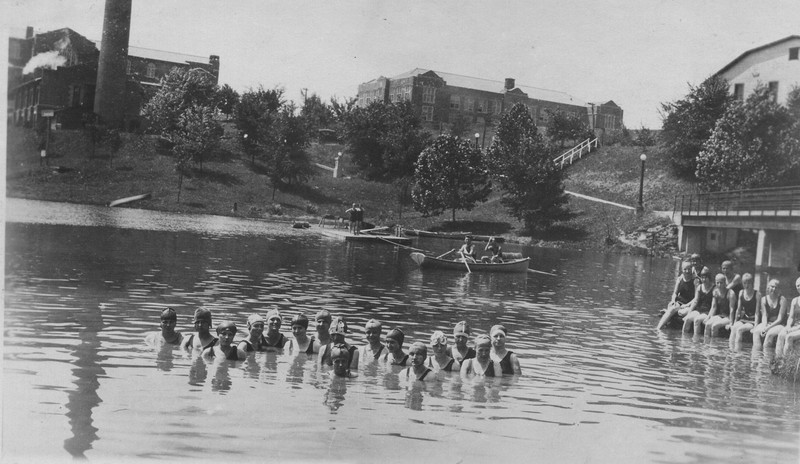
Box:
410 252 529 273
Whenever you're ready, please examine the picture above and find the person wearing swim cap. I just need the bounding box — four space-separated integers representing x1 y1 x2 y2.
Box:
426 330 459 373
202 321 246 361
381 328 408 366
352 319 385 369
689 254 703 282
238 314 268 352
286 313 316 355
314 310 333 353
319 317 356 368
404 342 436 381
449 321 476 363
775 277 800 359
263 308 287 349
330 344 356 378
460 334 500 377
145 307 184 347
181 307 218 351
489 324 521 375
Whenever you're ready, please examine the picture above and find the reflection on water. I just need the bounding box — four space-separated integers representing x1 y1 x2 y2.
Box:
4 200 800 463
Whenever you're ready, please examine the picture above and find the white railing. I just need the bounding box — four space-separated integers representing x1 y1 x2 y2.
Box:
553 137 599 168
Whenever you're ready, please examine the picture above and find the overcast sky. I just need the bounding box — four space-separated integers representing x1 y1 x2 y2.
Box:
4 0 799 128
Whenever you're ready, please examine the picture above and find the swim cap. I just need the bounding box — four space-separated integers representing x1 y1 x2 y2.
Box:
291 314 309 329
315 309 332 324
698 266 712 278
453 321 471 336
160 307 177 321
690 253 702 260
430 330 447 346
329 316 349 335
490 324 507 336
266 309 282 324
385 328 405 345
247 314 264 329
216 321 237 335
409 341 427 356
330 343 350 360
365 319 382 331
474 334 492 347
193 307 212 323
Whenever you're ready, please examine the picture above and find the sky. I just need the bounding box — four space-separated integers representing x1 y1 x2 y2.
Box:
4 0 800 128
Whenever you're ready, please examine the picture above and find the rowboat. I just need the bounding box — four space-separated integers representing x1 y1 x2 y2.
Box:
410 252 529 273
108 193 151 207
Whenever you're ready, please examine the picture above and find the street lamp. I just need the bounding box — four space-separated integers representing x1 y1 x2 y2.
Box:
637 153 647 214
474 132 480 149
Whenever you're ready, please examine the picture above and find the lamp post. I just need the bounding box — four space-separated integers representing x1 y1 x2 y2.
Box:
637 153 647 214
474 132 480 149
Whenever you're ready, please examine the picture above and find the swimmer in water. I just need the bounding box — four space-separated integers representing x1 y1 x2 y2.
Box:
404 342 436 381
181 307 218 351
382 328 408 366
286 314 315 355
448 321 476 363
237 314 267 352
330 344 356 378
461 334 500 378
426 330 459 373
489 324 521 375
319 317 356 367
263 308 287 349
202 321 246 361
313 309 333 354
145 307 184 347
352 319 385 369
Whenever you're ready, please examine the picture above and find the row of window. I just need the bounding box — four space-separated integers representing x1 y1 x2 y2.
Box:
126 60 157 78
449 95 502 114
732 81 780 101
15 85 39 108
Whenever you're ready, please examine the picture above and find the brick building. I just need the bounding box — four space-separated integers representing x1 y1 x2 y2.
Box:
356 68 623 143
7 26 219 130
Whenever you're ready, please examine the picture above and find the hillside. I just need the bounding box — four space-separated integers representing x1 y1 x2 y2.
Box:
6 126 692 253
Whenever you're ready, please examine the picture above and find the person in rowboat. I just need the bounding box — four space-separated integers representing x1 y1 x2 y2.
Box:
145 307 184 347
426 330 460 373
351 319 385 369
286 313 315 355
774 277 800 358
657 261 695 330
461 335 500 377
728 273 759 348
489 324 522 375
181 307 218 351
404 342 436 381
703 273 735 337
237 314 268 352
202 321 247 361
682 267 715 335
448 320 476 363
754 279 789 351
482 236 504 263
381 328 409 366
457 236 477 263
262 308 288 349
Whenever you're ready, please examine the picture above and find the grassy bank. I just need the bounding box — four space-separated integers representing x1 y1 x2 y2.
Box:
6 126 689 252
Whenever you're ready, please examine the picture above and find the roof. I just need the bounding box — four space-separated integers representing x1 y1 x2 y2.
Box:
716 35 800 76
389 68 585 106
93 40 209 65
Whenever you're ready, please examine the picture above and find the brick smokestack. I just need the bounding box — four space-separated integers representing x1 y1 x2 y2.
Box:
504 78 515 90
94 0 132 127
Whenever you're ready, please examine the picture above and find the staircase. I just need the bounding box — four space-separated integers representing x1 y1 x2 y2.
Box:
553 137 599 168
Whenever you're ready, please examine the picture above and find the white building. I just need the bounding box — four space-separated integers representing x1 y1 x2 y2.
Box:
716 35 800 105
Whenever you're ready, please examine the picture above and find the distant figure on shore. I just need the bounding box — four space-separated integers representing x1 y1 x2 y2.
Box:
346 203 358 234
355 203 365 235
145 307 184 347
181 308 218 351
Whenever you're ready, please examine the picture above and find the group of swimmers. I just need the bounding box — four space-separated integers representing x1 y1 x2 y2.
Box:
145 307 522 381
657 254 800 358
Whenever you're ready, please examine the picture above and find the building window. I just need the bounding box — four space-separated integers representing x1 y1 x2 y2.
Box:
493 100 501 114
422 86 436 104
465 97 474 112
768 81 779 102
733 83 744 100
404 86 411 101
476 99 486 113
126 59 131 74
449 95 460 110
146 63 156 78
421 105 433 121
790 47 799 60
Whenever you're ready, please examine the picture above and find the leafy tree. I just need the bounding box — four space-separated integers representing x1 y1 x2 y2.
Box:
545 108 590 147
412 134 491 222
340 101 430 180
171 104 223 200
487 103 570 231
141 67 218 136
215 84 239 119
300 93 334 138
660 75 731 179
264 108 314 199
234 86 284 166
635 125 657 147
696 85 799 191
448 113 472 138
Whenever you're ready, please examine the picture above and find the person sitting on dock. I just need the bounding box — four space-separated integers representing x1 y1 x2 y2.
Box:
657 261 695 330
721 260 743 298
181 307 218 351
482 237 504 264
754 279 789 351
461 335 500 378
489 324 522 375
352 319 385 369
449 321 476 364
404 342 436 381
263 309 288 349
703 274 735 337
728 273 759 348
286 313 315 355
426 330 460 373
382 328 409 366
202 321 247 361
457 236 477 263
237 314 268 352
145 307 184 347
775 277 800 358
689 254 703 281
682 267 715 335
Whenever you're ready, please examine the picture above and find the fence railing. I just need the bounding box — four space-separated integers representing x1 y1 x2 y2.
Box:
553 137 599 168
675 185 800 218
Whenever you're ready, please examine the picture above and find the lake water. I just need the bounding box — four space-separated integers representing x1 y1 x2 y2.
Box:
4 199 799 463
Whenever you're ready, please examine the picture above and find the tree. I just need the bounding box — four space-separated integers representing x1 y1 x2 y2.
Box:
635 125 657 147
448 113 471 138
487 103 570 231
234 86 284 166
660 75 731 179
264 108 314 199
545 108 590 147
141 68 218 137
171 104 223 200
412 134 491 222
696 85 799 191
215 84 239 119
300 93 334 138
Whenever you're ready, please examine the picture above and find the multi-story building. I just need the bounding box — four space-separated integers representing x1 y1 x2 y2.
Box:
8 26 219 130
356 68 623 142
716 35 800 105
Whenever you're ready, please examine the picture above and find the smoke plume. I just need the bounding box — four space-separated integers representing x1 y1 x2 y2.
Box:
23 51 67 74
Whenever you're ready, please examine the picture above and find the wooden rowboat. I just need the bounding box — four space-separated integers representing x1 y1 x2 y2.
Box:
410 252 529 273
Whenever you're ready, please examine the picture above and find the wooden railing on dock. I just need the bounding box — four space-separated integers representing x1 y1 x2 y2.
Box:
675 185 800 217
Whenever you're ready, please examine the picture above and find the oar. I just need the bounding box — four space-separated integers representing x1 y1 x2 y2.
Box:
527 268 558 277
436 249 455 259
460 251 472 273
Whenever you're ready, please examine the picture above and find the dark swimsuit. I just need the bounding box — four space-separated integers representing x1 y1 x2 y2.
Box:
450 346 476 363
468 359 495 377
390 353 409 366
185 334 218 350
240 335 269 352
764 296 784 323
675 278 695 305
426 356 455 372
304 336 316 355
407 367 432 380
264 333 287 348
715 292 732 318
696 287 714 314
206 345 241 361
499 351 516 375
739 291 758 322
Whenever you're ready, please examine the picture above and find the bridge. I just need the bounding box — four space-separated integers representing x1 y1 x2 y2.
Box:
674 185 800 272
